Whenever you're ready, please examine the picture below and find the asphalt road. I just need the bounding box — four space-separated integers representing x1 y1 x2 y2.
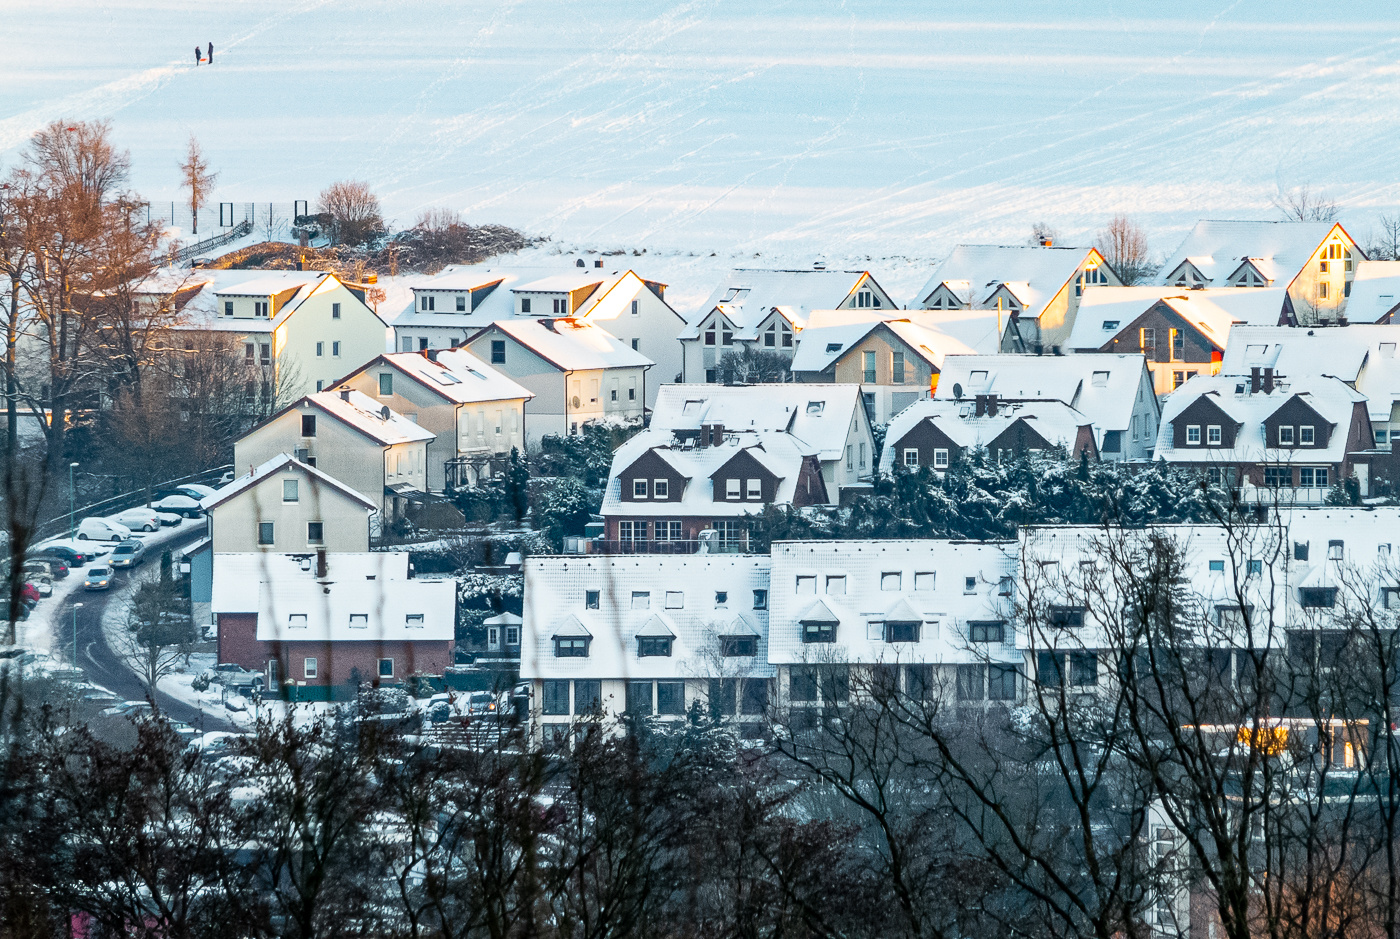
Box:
61 527 236 734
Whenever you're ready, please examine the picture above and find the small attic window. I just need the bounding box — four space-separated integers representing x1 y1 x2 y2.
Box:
825 342 843 353
1102 320 1119 330
970 370 988 382
1235 383 1247 395
1091 371 1110 387
288 614 307 628
682 399 703 416
806 401 825 415
349 614 368 628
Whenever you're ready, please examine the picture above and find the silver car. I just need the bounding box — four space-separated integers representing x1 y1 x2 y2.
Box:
109 539 146 569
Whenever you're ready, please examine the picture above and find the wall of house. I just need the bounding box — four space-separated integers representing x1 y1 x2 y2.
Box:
337 365 456 490
276 282 392 398
580 282 686 405
892 420 961 469
208 472 371 554
466 332 567 446
711 450 781 504
1290 229 1358 325
829 330 934 424
392 324 472 352
824 402 877 493
1101 304 1219 396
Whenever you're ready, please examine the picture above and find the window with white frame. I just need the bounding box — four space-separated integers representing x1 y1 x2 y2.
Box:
903 448 919 467
653 479 668 499
1186 425 1201 445
746 478 761 500
1300 425 1314 445
304 658 317 678
726 478 741 499
914 571 935 591
631 591 651 610
1207 425 1221 446
1279 426 1294 446
933 448 949 469
826 575 846 595
632 479 648 499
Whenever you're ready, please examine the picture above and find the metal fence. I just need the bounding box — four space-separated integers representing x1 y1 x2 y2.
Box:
136 201 310 241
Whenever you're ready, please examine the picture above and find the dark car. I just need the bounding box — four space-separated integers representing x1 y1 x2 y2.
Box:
35 545 98 566
23 558 69 580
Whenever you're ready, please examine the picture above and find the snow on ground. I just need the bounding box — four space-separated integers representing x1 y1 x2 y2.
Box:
5 2 1400 273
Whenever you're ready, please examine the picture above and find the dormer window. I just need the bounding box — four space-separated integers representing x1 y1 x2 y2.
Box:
746 478 761 500
637 637 672 657
653 479 668 499
825 342 843 353
1186 425 1201 445
349 614 368 628
554 637 589 657
633 479 648 499
1279 426 1294 446
1102 320 1118 330
1207 425 1222 446
1300 425 1314 445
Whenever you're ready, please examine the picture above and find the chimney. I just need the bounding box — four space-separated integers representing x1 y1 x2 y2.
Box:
315 548 327 578
986 393 998 417
424 348 438 362
1250 367 1261 394
1263 368 1275 394
974 394 987 417
1040 237 1053 247
594 259 603 268
339 388 351 402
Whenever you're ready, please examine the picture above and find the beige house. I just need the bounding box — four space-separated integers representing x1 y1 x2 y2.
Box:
912 244 1120 355
465 318 651 447
233 388 434 517
201 454 378 554
1155 220 1364 327
332 349 534 490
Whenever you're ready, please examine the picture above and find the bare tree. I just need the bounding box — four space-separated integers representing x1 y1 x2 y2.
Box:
179 135 218 236
1275 184 1339 222
414 206 463 231
112 573 198 704
1095 214 1153 285
318 180 384 247
1368 214 1400 262
259 201 285 242
1029 221 1061 247
718 346 792 384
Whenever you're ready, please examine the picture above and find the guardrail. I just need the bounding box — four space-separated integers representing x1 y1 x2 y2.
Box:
170 221 252 265
31 464 232 545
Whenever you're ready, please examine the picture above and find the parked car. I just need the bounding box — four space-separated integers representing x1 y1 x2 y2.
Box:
99 700 152 719
34 542 105 565
176 483 217 500
191 731 246 762
109 539 146 568
213 663 264 691
22 558 68 580
154 511 183 527
76 517 132 542
149 494 203 518
83 565 114 590
110 507 161 532
463 690 506 719
25 574 53 597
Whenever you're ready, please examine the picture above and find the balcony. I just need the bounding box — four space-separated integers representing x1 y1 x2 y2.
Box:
563 535 752 556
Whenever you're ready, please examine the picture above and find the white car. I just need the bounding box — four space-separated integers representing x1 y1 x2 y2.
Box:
155 511 183 527
149 494 203 518
76 517 133 542
110 507 161 532
176 483 218 499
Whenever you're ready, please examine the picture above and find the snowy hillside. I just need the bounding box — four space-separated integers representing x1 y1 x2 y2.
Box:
5 0 1400 284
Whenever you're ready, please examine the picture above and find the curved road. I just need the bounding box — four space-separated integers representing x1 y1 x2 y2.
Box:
61 527 235 734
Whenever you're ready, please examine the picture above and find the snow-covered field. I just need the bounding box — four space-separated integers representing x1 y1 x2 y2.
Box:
4 1 1400 277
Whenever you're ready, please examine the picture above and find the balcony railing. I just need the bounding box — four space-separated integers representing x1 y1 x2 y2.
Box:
564 536 752 556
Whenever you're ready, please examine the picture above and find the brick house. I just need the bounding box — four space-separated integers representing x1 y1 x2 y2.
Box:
878 395 1098 475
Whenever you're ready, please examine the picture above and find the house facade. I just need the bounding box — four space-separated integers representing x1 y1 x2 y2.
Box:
878 396 1098 474
201 454 377 555
465 318 651 447
331 349 533 490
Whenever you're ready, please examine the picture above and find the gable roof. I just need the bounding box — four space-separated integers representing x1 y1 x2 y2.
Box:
1154 373 1367 464
337 350 534 405
1219 324 1400 421
648 383 865 462
878 397 1094 474
933 353 1154 435
679 268 892 338
1066 285 1287 351
1155 220 1351 290
788 310 977 375
479 318 653 371
166 270 389 332
1347 260 1400 323
307 389 436 446
912 245 1107 319
201 453 379 512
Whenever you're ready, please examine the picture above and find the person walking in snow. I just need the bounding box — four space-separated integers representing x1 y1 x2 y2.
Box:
208 42 213 63
195 46 201 65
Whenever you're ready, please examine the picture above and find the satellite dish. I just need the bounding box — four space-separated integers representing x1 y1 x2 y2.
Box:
952 383 964 400
571 396 581 408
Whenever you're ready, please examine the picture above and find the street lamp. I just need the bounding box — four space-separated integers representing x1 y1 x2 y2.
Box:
71 602 83 667
68 461 80 538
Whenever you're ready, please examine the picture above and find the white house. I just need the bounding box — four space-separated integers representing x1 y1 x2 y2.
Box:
330 349 533 489
521 554 774 748
465 318 652 447
933 354 1160 461
678 268 899 384
1346 260 1400 324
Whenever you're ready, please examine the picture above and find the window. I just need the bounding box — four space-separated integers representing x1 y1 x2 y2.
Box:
903 448 919 467
378 373 393 396
964 576 977 594
752 589 767 609
1186 425 1201 445
631 591 650 610
572 680 601 713
1318 281 1329 300
721 636 757 657
796 575 816 594
1300 587 1338 609
1299 467 1328 489
1140 327 1156 354
288 614 307 628
790 667 819 703
714 591 729 608
708 679 738 717
826 575 846 595
299 413 315 436
846 445 853 470
552 298 567 315
989 665 1017 700
1049 606 1085 628
401 336 413 352
330 301 341 319
933 448 949 469
721 328 733 345
520 298 531 313
741 680 768 716
956 665 985 701
859 443 867 468
1378 430 1389 446
374 657 393 678
632 478 648 499
554 637 590 657
1300 425 1314 445
420 295 436 312
245 342 254 362
1247 559 1262 576
637 637 672 658
704 329 715 346
402 613 424 629
914 572 935 591
726 478 740 500
255 301 269 317
863 350 877 384
224 300 234 316
652 681 685 715
884 621 920 643
1173 370 1185 390
301 657 317 678
1327 539 1344 560
610 387 618 402
316 342 324 357
1101 430 1122 453
665 590 684 609
585 590 600 609
332 341 341 357
258 522 274 545
259 343 270 365
1170 328 1183 361
803 622 836 643
1279 426 1294 445
1264 466 1290 488
542 680 570 715
1207 425 1221 446
892 351 905 383
344 613 367 630
279 478 298 504
490 340 505 364
655 520 682 541
1069 652 1098 686
1208 560 1225 572
625 681 653 716
619 520 646 542
744 478 760 500
969 621 1005 643
881 571 901 591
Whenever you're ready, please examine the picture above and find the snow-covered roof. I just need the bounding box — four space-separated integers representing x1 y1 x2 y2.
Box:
1066 285 1287 351
344 350 534 405
202 453 379 512
306 389 436 446
912 245 1103 318
521 555 774 681
482 318 652 371
1155 220 1346 289
161 270 389 332
601 430 821 519
878 397 1094 474
1219 324 1400 421
648 383 863 462
1154 373 1367 465
788 310 976 375
767 540 1017 665
211 271 329 297
678 269 887 338
1347 261 1400 324
934 353 1152 435
210 552 454 643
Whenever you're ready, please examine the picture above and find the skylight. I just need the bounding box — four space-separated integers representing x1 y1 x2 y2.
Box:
1102 320 1119 330
431 371 463 385
825 342 843 353
806 401 825 414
